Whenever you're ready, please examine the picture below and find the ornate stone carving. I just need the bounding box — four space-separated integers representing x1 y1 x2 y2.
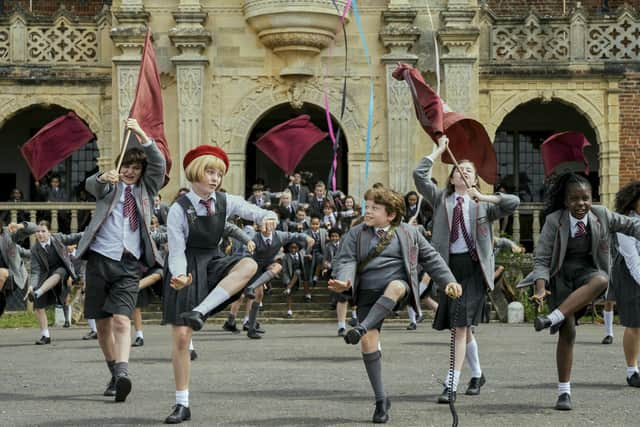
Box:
492 14 569 61
444 63 473 115
386 64 414 193
243 0 348 76
117 65 139 128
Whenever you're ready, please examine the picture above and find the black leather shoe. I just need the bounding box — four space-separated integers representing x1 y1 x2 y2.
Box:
222 320 239 334
627 372 640 387
416 314 425 323
114 375 132 402
534 315 552 331
243 322 265 333
344 326 367 345
437 387 456 404
132 337 144 347
180 311 204 331
247 329 262 339
189 349 198 361
35 336 51 345
406 322 417 330
103 377 116 397
601 335 613 344
337 327 345 337
63 321 71 328
348 317 358 327
555 393 572 410
372 397 391 423
165 404 191 424
243 286 256 299
465 374 486 395
83 330 98 340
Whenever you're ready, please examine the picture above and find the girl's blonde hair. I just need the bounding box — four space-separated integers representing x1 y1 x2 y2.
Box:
185 155 227 183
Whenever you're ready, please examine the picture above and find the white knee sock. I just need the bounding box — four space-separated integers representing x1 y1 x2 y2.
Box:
445 369 461 392
626 366 638 379
189 339 194 351
87 319 97 332
465 338 482 378
193 287 231 315
175 389 189 407
135 330 144 339
408 306 417 323
351 309 357 319
337 321 345 329
557 382 571 396
42 328 50 338
548 309 565 326
604 310 614 337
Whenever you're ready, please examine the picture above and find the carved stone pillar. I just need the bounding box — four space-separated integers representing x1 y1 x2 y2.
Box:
380 4 420 193
170 1 212 187
439 2 479 118
110 1 148 164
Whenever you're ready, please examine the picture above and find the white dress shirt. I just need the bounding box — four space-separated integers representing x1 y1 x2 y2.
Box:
569 213 589 238
449 192 473 254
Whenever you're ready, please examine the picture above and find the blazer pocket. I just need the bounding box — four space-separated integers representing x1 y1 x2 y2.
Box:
476 216 491 239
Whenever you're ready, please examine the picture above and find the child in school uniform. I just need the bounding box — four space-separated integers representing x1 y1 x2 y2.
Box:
521 173 640 410
162 145 276 424
75 118 166 403
609 181 640 387
0 221 36 318
281 241 308 318
305 215 328 292
329 187 461 424
413 136 520 403
242 223 314 338
322 228 349 336
24 220 83 344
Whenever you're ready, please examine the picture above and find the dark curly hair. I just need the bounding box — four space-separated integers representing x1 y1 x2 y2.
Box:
615 181 640 215
542 172 591 218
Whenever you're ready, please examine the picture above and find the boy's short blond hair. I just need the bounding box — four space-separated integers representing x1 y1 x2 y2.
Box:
184 155 227 183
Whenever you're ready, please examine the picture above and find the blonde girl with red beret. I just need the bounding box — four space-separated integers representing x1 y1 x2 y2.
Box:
162 145 277 424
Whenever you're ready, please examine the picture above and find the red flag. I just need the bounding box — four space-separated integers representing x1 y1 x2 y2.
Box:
392 63 498 184
20 112 95 181
129 31 172 182
255 115 328 175
541 131 590 178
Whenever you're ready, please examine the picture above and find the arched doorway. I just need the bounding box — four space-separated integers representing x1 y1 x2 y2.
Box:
494 99 599 249
0 104 99 202
245 103 348 197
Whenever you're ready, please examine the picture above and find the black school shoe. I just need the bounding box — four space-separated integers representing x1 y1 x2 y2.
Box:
437 387 456 404
35 336 51 345
103 377 116 397
465 374 486 395
132 337 144 347
406 322 417 330
555 393 572 410
165 404 191 424
348 317 358 327
222 320 240 334
372 397 391 423
601 335 613 344
344 326 367 345
82 330 98 340
180 311 205 331
114 375 132 402
627 372 640 387
243 322 265 333
337 327 346 337
190 350 198 361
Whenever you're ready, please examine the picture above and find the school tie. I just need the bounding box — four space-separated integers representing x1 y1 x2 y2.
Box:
450 196 478 261
123 186 139 231
376 229 386 239
265 238 271 247
575 221 586 237
199 199 213 216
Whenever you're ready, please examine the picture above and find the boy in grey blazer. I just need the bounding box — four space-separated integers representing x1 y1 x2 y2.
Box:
76 118 166 403
329 187 461 423
0 221 37 317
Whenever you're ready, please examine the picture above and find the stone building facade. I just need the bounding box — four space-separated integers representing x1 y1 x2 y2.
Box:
0 0 639 212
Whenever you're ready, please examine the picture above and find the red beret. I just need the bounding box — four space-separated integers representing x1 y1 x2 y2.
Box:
182 145 229 173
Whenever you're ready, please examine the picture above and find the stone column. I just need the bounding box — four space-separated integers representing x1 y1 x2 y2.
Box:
439 1 480 118
110 0 148 166
170 0 212 187
379 4 420 193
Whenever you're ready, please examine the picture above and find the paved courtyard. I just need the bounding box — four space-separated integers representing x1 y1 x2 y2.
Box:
1 322 638 426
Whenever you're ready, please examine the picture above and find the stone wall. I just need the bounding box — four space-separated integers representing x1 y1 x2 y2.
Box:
1 1 108 16
486 1 640 16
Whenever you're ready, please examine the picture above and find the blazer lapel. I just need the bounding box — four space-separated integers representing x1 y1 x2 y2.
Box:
468 197 479 240
396 226 411 277
445 193 455 229
557 210 570 272
588 210 600 258
359 226 373 261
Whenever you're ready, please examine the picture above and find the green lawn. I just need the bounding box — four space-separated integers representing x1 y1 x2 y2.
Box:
0 310 54 328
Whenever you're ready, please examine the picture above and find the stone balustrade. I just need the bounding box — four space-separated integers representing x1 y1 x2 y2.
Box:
0 202 95 235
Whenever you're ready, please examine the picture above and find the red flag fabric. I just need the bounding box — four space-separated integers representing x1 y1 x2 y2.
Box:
392 63 498 184
129 31 172 182
20 112 95 181
255 115 328 175
540 131 590 178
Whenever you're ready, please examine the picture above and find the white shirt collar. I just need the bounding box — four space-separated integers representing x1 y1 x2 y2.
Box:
40 238 52 248
375 225 391 234
261 233 273 242
186 190 216 206
569 213 589 230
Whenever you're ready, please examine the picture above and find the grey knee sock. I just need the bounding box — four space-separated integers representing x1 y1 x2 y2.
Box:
360 296 396 332
63 305 70 323
113 362 128 377
248 301 261 330
107 360 116 377
247 271 276 292
363 351 386 401
227 313 236 325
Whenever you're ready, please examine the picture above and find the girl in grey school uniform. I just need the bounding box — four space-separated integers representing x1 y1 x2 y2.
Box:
521 173 640 410
413 136 520 404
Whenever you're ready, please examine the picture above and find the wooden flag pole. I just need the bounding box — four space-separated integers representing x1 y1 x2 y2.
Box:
444 144 474 190
115 128 132 174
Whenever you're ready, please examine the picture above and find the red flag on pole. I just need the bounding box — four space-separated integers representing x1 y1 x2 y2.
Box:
128 31 172 182
255 115 328 175
540 131 591 178
20 112 95 181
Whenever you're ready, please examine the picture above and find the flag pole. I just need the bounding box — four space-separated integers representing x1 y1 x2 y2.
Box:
115 127 132 173
445 144 474 190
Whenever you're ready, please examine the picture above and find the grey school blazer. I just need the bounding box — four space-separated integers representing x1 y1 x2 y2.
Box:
519 206 640 287
29 231 84 289
0 222 37 289
413 156 520 291
332 223 456 312
76 141 166 268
